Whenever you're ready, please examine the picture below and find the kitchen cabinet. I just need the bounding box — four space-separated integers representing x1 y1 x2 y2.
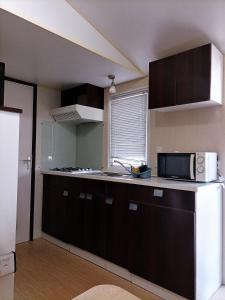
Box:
104 182 130 268
42 175 73 242
0 62 5 105
42 173 222 300
149 43 223 111
61 83 104 109
69 178 85 249
82 179 105 257
128 186 195 299
43 176 106 256
149 56 176 109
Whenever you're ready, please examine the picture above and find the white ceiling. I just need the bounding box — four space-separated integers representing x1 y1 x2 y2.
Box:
68 0 225 73
1 0 225 89
0 9 140 89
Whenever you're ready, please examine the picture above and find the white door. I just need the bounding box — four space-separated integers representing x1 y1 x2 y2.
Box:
4 80 33 244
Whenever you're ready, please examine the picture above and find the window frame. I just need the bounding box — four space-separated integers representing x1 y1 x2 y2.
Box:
108 88 149 172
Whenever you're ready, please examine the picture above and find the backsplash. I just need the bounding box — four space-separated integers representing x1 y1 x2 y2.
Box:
41 121 103 169
41 121 76 169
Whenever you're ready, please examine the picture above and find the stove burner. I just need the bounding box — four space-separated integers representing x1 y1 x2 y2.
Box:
51 167 93 172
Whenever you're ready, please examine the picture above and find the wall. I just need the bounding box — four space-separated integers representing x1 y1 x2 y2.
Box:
34 86 60 239
76 122 103 169
103 61 225 282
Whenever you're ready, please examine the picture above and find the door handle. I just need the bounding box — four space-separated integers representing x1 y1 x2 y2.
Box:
21 156 31 170
153 189 163 198
129 203 138 211
105 198 113 205
86 193 93 200
79 193 86 199
62 190 69 197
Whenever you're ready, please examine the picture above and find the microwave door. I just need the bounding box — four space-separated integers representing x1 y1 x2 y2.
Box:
190 154 195 180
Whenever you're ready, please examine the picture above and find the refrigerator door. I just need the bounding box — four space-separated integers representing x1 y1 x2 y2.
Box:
0 111 20 254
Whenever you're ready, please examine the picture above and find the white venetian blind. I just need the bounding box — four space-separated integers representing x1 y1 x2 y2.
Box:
109 90 148 167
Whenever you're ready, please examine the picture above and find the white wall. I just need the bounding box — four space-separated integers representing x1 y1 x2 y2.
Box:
34 86 60 239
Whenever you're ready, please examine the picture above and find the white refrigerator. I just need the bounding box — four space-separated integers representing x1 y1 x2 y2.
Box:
0 109 20 299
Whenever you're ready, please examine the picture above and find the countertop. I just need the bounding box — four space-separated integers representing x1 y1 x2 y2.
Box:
41 170 221 192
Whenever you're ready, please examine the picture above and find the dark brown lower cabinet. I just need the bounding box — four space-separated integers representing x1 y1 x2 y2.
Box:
70 179 85 249
42 175 196 299
42 175 72 242
82 179 105 257
128 201 195 300
104 182 130 268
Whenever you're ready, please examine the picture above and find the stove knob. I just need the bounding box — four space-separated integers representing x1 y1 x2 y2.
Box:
197 156 204 164
197 166 205 174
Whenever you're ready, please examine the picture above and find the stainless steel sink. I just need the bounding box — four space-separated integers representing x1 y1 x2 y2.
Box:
97 172 132 178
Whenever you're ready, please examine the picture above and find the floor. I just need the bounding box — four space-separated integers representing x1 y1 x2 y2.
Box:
14 239 162 300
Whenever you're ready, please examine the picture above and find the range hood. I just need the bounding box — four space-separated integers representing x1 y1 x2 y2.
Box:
50 104 103 124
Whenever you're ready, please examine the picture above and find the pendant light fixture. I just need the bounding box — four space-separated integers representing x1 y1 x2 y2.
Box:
108 75 116 94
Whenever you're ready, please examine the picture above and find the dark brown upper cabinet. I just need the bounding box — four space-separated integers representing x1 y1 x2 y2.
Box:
149 44 223 111
0 62 5 106
61 83 104 109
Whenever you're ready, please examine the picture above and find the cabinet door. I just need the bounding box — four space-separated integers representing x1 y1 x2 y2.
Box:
175 44 211 105
42 175 71 242
70 179 85 249
128 202 195 300
82 180 105 257
104 183 130 268
149 56 176 109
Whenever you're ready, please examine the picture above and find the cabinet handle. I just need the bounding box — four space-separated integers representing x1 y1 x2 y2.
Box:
105 198 113 205
79 193 86 199
62 190 69 197
153 189 163 198
129 203 138 211
86 193 93 200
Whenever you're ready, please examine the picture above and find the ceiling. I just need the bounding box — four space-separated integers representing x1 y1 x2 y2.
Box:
1 0 225 89
0 9 141 89
68 0 225 73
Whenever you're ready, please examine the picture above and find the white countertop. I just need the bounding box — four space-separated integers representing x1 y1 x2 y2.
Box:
41 170 221 192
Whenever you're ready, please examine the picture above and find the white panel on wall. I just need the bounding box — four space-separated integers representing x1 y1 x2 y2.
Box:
34 86 61 239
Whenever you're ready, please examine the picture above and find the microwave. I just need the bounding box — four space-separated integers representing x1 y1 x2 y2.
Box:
157 152 217 182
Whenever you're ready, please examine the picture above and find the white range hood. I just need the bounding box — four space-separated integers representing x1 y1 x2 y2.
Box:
50 104 103 124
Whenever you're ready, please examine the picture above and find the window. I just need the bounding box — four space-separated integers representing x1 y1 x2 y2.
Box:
109 90 148 167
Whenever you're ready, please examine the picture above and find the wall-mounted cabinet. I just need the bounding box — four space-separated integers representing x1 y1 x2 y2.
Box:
149 44 223 111
61 83 104 109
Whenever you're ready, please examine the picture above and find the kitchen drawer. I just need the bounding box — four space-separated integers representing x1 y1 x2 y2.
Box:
130 185 195 211
44 175 78 190
81 178 106 196
106 182 133 198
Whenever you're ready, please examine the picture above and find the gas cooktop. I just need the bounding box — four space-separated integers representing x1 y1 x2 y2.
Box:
50 167 102 174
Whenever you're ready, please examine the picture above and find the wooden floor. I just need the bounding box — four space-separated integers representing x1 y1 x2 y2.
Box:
14 238 162 300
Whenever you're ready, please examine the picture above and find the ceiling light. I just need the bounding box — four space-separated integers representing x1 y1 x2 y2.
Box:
108 75 116 94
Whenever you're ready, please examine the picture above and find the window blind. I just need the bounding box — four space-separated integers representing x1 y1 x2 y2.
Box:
109 90 148 167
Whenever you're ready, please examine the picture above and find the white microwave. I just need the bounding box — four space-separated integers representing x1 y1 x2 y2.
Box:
157 152 218 182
